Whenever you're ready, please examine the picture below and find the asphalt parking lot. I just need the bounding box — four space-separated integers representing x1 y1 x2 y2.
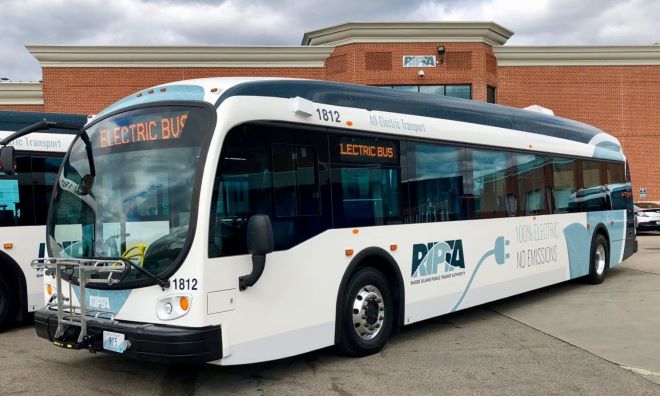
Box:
1 233 659 395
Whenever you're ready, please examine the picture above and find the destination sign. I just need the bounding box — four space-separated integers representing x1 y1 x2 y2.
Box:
97 112 189 148
337 136 398 164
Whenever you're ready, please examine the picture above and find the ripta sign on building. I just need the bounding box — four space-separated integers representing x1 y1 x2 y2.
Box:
411 240 466 285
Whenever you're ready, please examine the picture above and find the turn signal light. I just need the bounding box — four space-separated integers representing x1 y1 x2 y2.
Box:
47 284 53 296
345 249 354 256
179 296 190 311
3 243 12 249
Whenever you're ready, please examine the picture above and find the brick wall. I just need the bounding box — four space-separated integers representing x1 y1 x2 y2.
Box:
41 67 325 115
324 42 496 101
497 65 660 201
0 104 45 112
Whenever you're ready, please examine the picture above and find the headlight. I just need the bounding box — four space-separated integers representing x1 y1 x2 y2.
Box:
157 294 192 320
637 212 648 217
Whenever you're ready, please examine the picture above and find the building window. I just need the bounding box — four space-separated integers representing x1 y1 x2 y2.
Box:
487 86 496 103
380 84 472 100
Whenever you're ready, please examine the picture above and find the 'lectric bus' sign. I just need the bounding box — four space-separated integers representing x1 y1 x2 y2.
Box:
337 136 398 164
97 112 188 148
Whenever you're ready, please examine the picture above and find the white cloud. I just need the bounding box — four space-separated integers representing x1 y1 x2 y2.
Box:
0 0 658 81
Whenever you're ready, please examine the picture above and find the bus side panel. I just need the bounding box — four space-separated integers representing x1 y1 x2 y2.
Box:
403 213 578 321
0 226 47 312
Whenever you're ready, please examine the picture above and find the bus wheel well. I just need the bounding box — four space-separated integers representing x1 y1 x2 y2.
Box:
0 251 27 322
334 247 405 345
593 225 610 246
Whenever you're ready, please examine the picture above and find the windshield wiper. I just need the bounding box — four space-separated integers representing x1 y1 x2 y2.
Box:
90 256 170 289
122 258 171 289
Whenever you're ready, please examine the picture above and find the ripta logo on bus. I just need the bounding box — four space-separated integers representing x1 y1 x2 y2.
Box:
410 240 466 284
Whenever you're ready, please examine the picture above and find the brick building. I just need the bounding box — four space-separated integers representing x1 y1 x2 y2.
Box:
0 22 658 201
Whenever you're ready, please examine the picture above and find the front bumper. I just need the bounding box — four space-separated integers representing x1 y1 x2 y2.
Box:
34 309 222 364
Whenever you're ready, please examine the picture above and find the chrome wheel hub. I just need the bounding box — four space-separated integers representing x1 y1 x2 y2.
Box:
595 243 606 275
352 285 385 341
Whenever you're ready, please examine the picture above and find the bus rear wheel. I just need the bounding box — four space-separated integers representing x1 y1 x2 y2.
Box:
586 233 609 284
0 274 17 331
337 267 393 357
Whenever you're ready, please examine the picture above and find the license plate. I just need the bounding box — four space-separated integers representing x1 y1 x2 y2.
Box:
103 331 127 353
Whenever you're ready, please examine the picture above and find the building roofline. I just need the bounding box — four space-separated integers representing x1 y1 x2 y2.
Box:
494 45 660 66
25 45 334 68
0 82 44 105
301 21 514 47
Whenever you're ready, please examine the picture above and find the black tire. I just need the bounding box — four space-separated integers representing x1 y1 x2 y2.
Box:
586 233 609 285
0 274 17 331
337 267 393 357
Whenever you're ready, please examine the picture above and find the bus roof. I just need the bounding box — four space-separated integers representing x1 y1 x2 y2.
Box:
215 79 610 146
0 110 87 134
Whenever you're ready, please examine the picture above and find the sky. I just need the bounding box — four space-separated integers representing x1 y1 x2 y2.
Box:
1 0 659 81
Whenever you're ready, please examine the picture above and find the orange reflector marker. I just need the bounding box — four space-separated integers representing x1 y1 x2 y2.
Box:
346 121 353 126
390 244 398 251
47 284 53 296
179 296 190 311
3 243 12 249
345 249 354 256
352 229 359 235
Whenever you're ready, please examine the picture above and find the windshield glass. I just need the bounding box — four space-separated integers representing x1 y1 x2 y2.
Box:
47 104 212 287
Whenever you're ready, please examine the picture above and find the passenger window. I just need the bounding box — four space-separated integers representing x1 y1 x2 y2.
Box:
580 160 609 211
330 135 401 227
471 149 516 218
515 153 550 216
407 142 465 222
272 144 320 217
0 154 34 226
606 162 629 210
552 158 578 213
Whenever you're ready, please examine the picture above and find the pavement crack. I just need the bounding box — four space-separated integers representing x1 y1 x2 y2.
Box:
486 306 660 388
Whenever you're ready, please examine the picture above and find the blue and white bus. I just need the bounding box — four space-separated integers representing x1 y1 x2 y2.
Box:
11 78 635 364
0 111 85 330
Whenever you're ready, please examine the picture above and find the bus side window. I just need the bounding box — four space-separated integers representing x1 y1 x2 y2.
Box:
470 149 517 219
406 142 466 222
272 144 320 217
606 162 628 211
514 153 551 216
329 134 402 227
0 154 34 226
581 160 609 211
552 158 578 213
31 154 64 225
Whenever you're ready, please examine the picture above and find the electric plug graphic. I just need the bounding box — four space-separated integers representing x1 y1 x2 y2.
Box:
451 235 510 312
494 236 511 265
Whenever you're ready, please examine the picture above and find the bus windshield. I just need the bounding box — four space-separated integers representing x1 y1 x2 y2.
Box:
47 104 212 287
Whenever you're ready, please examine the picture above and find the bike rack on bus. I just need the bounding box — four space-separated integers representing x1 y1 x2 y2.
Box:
30 258 128 345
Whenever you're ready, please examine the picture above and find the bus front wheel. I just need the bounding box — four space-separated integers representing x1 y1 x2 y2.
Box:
0 274 17 331
586 233 609 285
337 267 393 357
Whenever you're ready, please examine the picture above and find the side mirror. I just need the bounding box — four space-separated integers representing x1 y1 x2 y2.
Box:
0 146 16 175
77 174 95 195
239 215 274 291
246 214 274 255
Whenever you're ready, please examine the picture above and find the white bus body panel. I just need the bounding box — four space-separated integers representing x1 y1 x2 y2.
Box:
0 131 74 313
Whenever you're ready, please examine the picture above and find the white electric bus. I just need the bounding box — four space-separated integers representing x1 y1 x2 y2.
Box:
10 78 635 364
0 111 85 330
